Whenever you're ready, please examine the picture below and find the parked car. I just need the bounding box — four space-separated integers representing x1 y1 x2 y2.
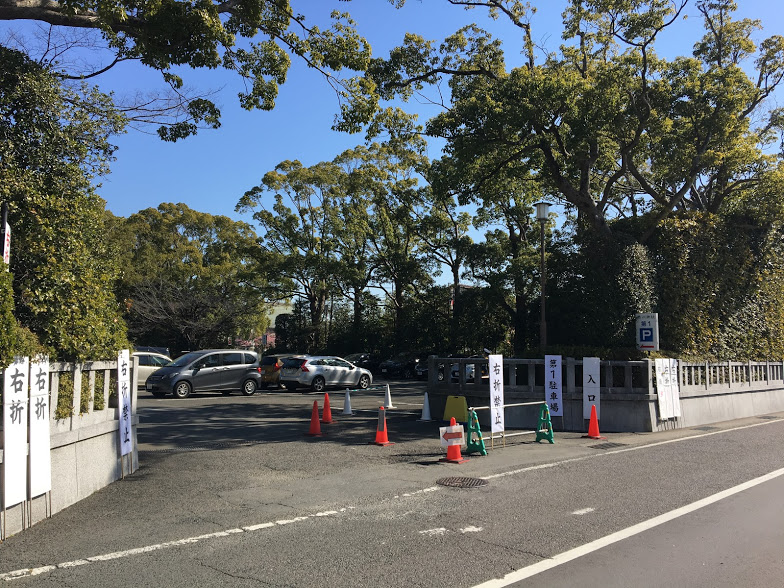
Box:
343 352 381 374
258 354 300 389
415 353 460 381
378 351 430 379
145 349 260 398
279 355 372 392
132 351 172 389
450 355 489 382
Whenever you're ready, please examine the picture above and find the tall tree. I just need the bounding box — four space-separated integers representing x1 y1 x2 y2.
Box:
0 45 128 361
119 203 268 353
237 159 344 352
365 0 784 243
412 177 473 353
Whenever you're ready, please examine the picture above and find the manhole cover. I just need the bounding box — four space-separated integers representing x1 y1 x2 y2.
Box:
589 442 627 450
436 477 488 489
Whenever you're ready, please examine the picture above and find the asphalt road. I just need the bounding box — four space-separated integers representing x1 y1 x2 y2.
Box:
2 380 784 587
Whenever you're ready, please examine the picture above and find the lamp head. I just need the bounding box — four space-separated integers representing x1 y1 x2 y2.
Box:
534 201 551 222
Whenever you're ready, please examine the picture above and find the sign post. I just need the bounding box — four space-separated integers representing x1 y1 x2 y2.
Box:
1 202 10 268
636 313 660 351
545 355 563 417
488 354 504 447
582 357 601 420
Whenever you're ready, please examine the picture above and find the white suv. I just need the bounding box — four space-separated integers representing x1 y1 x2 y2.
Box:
279 356 372 392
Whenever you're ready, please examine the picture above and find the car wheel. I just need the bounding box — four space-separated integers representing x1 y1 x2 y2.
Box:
402 367 414 379
260 382 269 390
358 374 370 389
242 379 258 396
151 390 166 398
437 371 445 382
173 381 192 399
311 376 326 393
284 383 297 391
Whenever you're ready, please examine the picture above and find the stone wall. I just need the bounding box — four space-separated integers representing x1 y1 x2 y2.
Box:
1 359 139 539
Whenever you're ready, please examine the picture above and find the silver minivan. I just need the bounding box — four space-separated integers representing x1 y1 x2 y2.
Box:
145 349 261 398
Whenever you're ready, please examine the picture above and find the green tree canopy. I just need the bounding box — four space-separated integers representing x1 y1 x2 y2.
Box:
118 203 269 353
365 0 784 243
0 0 401 139
0 45 128 361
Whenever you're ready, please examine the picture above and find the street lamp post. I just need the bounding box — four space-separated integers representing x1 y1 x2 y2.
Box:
534 202 551 351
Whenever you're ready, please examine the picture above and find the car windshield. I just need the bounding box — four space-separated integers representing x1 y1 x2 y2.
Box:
344 354 362 362
169 352 205 367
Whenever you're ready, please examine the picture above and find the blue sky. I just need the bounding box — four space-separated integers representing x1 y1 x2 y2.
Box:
5 1 783 224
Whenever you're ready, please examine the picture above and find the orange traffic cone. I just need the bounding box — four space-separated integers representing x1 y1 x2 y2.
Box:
583 404 606 439
440 417 468 464
370 406 394 446
321 393 333 424
306 400 322 436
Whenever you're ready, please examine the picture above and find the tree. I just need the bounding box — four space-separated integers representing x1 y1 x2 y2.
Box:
0 45 128 361
118 203 269 353
366 0 784 243
0 1 397 139
412 174 474 353
238 159 344 352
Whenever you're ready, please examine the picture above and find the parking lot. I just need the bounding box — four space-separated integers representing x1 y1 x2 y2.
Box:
136 378 441 455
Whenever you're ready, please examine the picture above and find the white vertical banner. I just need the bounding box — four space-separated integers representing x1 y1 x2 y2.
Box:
2 221 10 266
29 356 51 498
3 356 29 508
117 349 133 456
488 355 504 434
545 355 563 417
655 358 681 419
582 357 601 420
669 358 682 418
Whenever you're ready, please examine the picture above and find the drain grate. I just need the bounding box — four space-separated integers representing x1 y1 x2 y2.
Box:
757 416 779 420
589 442 627 450
436 477 488 489
693 426 720 431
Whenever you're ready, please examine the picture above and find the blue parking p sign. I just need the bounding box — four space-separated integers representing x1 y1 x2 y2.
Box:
636 313 659 351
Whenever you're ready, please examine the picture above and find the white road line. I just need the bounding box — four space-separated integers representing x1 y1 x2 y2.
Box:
461 526 484 533
0 510 344 582
3 419 780 582
473 466 784 587
571 508 595 515
482 418 782 480
419 528 448 536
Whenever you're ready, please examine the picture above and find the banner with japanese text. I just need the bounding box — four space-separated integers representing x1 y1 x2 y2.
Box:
582 357 601 420
117 349 133 456
3 356 29 508
655 358 682 419
29 356 52 498
488 355 504 433
545 355 563 417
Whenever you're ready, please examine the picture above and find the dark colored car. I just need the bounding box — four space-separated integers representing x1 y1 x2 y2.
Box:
344 353 381 374
415 353 460 381
146 349 261 398
378 351 431 379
